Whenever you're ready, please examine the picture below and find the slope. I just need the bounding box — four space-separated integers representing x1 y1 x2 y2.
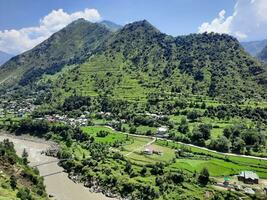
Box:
0 18 112 87
0 51 13 66
41 20 266 104
241 39 267 56
258 45 267 62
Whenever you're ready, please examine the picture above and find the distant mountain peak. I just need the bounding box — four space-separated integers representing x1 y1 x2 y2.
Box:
0 50 13 66
99 20 122 32
121 20 160 35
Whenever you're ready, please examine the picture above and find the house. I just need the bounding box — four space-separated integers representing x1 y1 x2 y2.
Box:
237 171 259 184
143 145 163 156
223 176 230 186
143 146 153 155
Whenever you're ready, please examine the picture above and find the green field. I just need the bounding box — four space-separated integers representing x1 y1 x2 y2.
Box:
157 140 267 178
81 126 127 144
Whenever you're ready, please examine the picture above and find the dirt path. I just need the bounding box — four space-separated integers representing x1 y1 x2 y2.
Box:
125 137 156 156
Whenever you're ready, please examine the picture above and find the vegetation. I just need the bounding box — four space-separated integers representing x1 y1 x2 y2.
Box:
0 139 48 200
0 19 267 199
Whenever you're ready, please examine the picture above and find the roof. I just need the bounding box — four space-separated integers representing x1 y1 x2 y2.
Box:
158 126 168 132
238 171 259 180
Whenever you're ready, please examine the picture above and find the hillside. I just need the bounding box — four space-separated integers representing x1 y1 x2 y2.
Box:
241 39 267 56
37 20 267 104
258 45 267 62
0 18 112 86
0 139 48 199
0 51 13 66
0 20 266 102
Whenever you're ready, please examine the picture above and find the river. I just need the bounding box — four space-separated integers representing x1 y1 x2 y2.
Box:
0 133 113 200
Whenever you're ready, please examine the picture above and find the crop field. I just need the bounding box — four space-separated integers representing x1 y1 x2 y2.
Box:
157 140 267 178
122 143 176 165
81 126 127 143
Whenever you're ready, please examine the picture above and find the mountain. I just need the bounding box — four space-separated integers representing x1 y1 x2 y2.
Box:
0 50 13 66
99 20 122 32
39 20 266 103
1 20 266 102
0 18 112 86
241 39 267 56
258 45 267 62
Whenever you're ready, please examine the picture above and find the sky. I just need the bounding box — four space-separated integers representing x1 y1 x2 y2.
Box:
0 0 266 55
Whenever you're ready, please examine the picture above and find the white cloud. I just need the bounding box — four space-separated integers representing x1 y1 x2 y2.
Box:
198 0 267 41
0 8 101 54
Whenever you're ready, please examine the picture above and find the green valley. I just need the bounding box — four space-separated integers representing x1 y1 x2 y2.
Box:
0 17 267 200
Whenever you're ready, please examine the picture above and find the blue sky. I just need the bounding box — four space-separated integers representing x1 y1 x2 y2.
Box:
1 0 267 54
0 0 234 36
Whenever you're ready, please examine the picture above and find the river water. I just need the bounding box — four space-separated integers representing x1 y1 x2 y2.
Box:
0 133 113 200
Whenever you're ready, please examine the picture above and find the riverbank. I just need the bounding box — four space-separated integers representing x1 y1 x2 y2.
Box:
0 132 114 200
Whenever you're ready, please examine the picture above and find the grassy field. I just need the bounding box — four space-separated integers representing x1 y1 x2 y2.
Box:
157 140 267 178
81 126 127 144
81 125 267 178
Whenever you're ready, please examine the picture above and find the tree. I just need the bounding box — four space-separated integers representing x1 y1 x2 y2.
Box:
125 161 133 175
10 175 17 190
140 166 147 176
198 167 209 185
129 126 137 134
209 136 231 152
198 124 212 140
150 162 164 175
187 110 199 122
17 188 33 200
22 148 29 165
232 137 245 153
178 117 189 134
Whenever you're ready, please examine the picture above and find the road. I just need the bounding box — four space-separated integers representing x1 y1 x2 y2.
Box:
105 126 267 161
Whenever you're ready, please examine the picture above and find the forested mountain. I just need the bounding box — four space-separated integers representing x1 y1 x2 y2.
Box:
258 45 267 62
0 50 13 66
1 19 266 102
241 39 267 56
0 18 112 86
40 20 266 103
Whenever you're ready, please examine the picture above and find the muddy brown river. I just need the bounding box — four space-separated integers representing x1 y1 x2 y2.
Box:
0 133 113 200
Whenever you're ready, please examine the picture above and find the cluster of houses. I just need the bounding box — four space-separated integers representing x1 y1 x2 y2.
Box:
40 114 89 127
0 98 35 118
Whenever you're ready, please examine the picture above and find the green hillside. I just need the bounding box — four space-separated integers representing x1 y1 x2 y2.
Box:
0 139 48 200
0 18 112 87
35 20 267 105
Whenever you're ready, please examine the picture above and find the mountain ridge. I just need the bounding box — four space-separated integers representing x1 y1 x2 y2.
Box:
0 50 13 66
241 39 267 56
0 19 112 86
1 19 266 102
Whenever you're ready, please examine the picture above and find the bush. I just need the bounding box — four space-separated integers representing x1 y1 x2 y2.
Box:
198 168 209 185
